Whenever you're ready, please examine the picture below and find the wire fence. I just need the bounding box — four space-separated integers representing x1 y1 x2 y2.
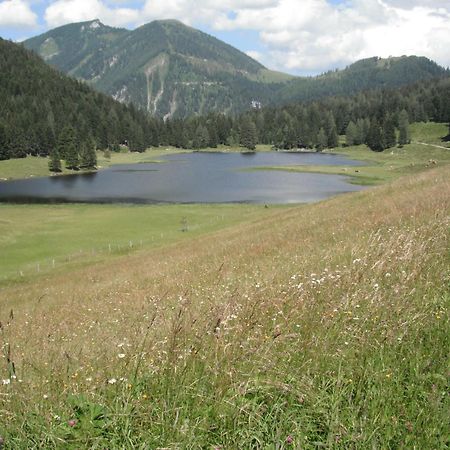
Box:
0 214 228 283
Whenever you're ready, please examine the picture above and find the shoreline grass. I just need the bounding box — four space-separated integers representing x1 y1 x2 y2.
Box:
245 123 450 185
0 166 448 447
0 145 273 181
1 122 447 183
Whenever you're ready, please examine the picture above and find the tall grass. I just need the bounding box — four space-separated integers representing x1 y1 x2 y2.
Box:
0 167 449 448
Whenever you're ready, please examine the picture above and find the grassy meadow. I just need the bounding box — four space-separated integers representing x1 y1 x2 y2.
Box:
0 165 448 447
0 204 271 283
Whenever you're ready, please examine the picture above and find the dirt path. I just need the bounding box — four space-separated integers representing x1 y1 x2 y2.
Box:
413 141 449 150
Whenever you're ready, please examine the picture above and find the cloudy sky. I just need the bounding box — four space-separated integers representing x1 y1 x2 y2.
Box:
0 0 449 75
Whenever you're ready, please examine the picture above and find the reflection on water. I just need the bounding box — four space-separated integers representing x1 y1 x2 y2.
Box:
0 152 365 204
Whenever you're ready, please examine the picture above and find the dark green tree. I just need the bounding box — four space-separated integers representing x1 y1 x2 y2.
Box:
316 128 327 151
383 114 397 148
80 137 97 170
239 117 257 151
398 110 410 145
57 127 79 169
48 147 62 172
0 124 9 160
325 112 339 148
345 121 358 146
193 125 210 149
367 119 385 152
8 126 27 158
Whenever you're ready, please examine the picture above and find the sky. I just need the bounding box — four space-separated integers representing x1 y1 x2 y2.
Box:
0 0 449 75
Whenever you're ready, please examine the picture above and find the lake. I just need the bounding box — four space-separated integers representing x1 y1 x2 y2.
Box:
0 152 365 204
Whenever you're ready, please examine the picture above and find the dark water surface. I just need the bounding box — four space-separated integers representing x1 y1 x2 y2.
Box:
0 152 365 204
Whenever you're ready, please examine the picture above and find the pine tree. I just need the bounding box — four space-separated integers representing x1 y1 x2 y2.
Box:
80 138 97 170
316 128 328 151
382 114 397 148
345 121 358 146
398 110 410 145
366 119 385 152
57 127 79 169
0 124 9 160
239 117 257 151
193 125 210 149
8 126 27 158
444 122 450 142
48 147 62 172
325 113 339 148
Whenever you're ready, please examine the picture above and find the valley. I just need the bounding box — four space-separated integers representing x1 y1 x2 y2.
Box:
0 12 449 449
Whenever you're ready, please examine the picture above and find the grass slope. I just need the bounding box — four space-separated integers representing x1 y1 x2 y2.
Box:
0 166 448 448
0 203 270 283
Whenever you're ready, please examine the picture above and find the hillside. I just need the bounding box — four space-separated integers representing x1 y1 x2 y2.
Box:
24 20 448 118
0 38 160 160
0 166 448 446
277 56 448 105
24 19 289 119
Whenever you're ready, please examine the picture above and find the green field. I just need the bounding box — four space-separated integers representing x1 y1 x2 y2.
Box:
0 203 271 282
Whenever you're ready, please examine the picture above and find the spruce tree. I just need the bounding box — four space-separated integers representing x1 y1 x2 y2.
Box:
48 147 62 172
398 110 411 145
0 124 9 160
8 126 27 158
80 138 97 170
325 113 339 148
57 127 79 169
239 117 257 151
367 119 385 152
316 128 328 151
193 125 210 149
345 121 358 146
383 114 397 148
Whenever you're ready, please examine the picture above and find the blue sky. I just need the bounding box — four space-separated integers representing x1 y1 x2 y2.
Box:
1 0 449 75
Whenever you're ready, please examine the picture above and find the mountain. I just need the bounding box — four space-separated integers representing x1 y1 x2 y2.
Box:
276 56 448 105
24 20 449 118
0 38 159 161
24 19 292 119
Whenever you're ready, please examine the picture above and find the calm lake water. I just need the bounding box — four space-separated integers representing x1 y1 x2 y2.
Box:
0 152 365 204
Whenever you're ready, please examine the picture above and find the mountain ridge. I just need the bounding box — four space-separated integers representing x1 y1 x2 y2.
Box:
23 20 449 118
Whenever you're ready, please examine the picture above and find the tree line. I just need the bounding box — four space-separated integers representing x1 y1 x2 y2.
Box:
160 76 449 152
1 34 449 164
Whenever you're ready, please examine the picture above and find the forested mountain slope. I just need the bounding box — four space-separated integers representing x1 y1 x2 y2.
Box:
0 38 159 160
24 19 289 119
24 20 449 118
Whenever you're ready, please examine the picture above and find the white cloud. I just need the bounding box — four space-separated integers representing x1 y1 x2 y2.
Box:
0 0 37 27
245 50 263 61
45 0 139 28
